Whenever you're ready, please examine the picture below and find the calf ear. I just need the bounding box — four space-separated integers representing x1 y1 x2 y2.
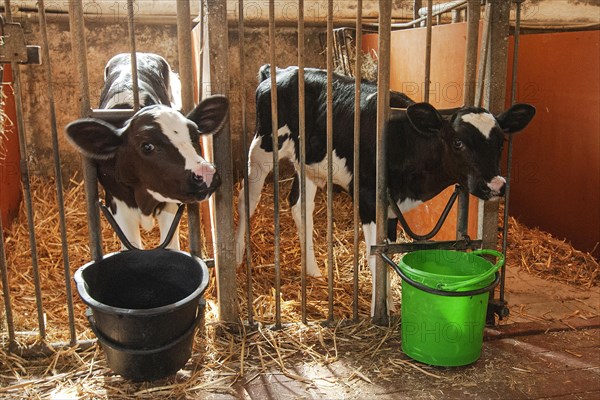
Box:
406 102 444 136
65 119 122 160
187 95 229 135
496 103 536 133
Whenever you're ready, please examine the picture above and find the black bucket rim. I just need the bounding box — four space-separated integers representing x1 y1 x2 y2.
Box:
74 250 210 317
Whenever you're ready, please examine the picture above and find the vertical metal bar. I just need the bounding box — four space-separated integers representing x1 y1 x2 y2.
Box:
198 1 205 101
68 0 103 261
501 0 523 304
268 0 282 328
463 0 481 107
5 0 46 339
352 0 363 322
475 2 492 107
326 0 335 323
413 0 423 25
0 211 16 347
177 0 203 257
38 0 76 344
423 0 433 102
206 0 238 325
127 0 140 111
479 0 511 254
456 191 470 239
238 0 254 326
457 0 481 239
373 0 392 325
298 0 308 325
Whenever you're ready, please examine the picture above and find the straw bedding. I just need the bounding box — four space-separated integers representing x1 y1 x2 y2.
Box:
0 174 598 398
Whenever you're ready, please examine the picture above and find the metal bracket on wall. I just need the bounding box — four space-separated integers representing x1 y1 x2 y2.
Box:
0 16 41 64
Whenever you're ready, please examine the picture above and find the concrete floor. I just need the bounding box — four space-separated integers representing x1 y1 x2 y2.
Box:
223 267 600 400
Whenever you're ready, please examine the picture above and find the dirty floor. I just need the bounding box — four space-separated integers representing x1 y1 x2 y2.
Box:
219 267 600 400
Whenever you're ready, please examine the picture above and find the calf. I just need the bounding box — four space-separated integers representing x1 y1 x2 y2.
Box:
66 53 228 250
235 65 535 315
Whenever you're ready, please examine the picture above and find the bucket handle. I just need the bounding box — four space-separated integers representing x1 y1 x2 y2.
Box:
436 249 504 291
381 251 501 297
99 201 185 250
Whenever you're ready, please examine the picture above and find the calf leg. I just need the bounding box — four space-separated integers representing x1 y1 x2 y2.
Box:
235 136 274 265
156 202 181 250
363 222 396 317
289 173 321 277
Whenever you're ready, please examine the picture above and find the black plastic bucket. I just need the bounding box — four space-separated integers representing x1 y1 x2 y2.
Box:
74 249 209 381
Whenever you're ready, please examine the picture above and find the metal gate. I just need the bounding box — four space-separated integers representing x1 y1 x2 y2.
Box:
0 0 525 357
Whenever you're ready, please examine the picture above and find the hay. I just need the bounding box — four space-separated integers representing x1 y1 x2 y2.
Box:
503 215 599 288
0 174 598 398
0 174 407 398
331 31 379 81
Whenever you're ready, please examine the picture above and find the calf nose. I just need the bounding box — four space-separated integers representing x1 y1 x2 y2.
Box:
191 162 218 188
487 176 506 196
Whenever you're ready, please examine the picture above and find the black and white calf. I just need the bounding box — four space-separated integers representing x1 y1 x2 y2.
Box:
235 65 535 314
66 53 228 250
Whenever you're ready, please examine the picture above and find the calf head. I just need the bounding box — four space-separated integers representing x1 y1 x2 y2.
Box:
406 102 536 200
66 95 229 205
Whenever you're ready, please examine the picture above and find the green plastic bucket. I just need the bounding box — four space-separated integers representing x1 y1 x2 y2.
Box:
382 249 503 367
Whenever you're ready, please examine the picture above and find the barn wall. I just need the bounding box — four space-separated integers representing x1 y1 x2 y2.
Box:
506 30 600 257
14 18 325 181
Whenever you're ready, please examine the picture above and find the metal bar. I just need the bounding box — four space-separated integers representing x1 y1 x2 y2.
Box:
413 0 422 21
206 0 238 325
375 240 483 255
373 0 392 325
475 2 492 107
0 210 16 347
389 187 460 241
501 0 524 304
127 0 140 111
326 0 335 323
38 0 76 345
352 0 363 322
177 0 203 257
198 1 204 101
12 339 96 358
238 0 254 326
463 0 481 107
89 109 136 122
458 0 478 238
342 29 353 76
423 0 433 102
5 0 46 339
268 0 282 329
298 0 308 325
68 0 103 261
390 1 467 30
479 0 511 253
456 190 470 239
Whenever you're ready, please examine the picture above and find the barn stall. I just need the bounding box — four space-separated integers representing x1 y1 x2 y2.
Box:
0 0 599 398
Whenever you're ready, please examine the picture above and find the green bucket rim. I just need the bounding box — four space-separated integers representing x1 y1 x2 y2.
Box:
384 249 504 294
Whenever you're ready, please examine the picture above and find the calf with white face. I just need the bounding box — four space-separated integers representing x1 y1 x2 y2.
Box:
67 53 228 250
235 66 535 316
67 94 228 250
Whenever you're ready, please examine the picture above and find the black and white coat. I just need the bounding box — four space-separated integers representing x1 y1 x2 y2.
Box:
235 65 535 314
66 53 228 250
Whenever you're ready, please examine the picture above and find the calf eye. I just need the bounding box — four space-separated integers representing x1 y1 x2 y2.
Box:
142 143 155 154
452 138 464 150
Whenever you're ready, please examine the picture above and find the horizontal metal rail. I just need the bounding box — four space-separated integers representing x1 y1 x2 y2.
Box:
88 108 136 122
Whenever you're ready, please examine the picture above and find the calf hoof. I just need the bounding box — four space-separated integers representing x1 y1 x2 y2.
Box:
307 261 322 277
